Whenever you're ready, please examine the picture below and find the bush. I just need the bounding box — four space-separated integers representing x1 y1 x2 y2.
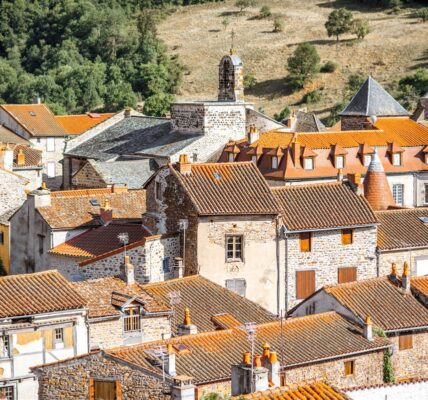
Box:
320 61 338 73
221 18 229 30
243 73 257 89
352 19 370 40
286 43 320 89
346 73 366 97
323 101 346 127
259 5 271 19
143 93 175 117
325 8 353 42
235 0 257 14
273 17 284 32
302 89 322 104
273 106 292 122
416 8 428 22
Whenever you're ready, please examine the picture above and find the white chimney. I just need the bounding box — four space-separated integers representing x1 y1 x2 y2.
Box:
173 257 184 279
171 375 195 400
177 308 197 336
248 125 259 144
402 262 411 292
231 353 269 396
123 255 135 286
363 315 373 341
261 344 280 387
0 145 14 171
30 182 51 208
166 344 176 377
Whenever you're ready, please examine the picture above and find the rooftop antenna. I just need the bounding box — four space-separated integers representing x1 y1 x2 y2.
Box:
239 322 257 392
118 232 129 258
167 290 181 334
145 344 168 386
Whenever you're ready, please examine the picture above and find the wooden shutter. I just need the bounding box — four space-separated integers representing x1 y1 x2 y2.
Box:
299 232 311 252
399 334 413 350
43 330 53 350
89 378 95 400
116 381 122 400
338 267 357 284
344 361 355 376
341 229 353 245
64 326 73 348
296 270 315 300
94 381 116 400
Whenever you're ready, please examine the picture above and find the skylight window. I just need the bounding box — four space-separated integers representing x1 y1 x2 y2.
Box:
213 172 222 180
29 111 36 117
90 199 100 206
419 217 428 224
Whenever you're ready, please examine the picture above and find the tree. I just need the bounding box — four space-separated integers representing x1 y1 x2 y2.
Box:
351 19 370 40
286 43 320 88
235 0 257 14
243 73 257 89
416 8 428 23
143 93 174 117
325 8 353 42
221 18 229 30
274 106 291 122
346 73 366 97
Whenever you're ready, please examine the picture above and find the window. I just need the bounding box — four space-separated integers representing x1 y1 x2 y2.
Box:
90 380 120 400
399 333 413 350
299 232 312 252
0 335 10 358
425 183 428 204
338 267 357 284
251 156 257 164
228 153 234 162
363 154 372 167
335 155 345 169
303 157 314 170
155 181 162 201
271 156 278 169
0 386 14 400
344 360 355 376
226 235 243 261
162 257 170 273
123 307 141 333
47 161 55 178
296 270 315 300
38 234 45 255
54 328 64 343
392 184 404 206
341 229 353 245
226 279 247 296
0 232 3 245
46 137 55 152
392 152 401 166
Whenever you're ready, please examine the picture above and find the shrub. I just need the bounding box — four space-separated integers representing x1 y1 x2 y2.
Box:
351 18 370 40
273 17 284 32
325 8 353 42
346 73 366 97
221 18 229 30
235 0 257 14
320 61 338 73
302 89 322 104
416 8 428 22
259 5 271 19
286 43 320 88
143 93 175 117
273 106 292 122
243 73 257 89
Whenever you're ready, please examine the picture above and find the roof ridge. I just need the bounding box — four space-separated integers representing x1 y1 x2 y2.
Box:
143 275 201 287
271 181 343 191
0 269 61 281
375 207 428 214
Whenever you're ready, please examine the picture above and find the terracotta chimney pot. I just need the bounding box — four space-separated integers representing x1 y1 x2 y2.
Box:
253 355 262 367
269 351 278 364
243 352 251 365
17 148 25 166
177 154 192 176
183 307 191 326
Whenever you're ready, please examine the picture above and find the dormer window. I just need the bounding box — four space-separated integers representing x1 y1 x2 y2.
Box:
272 156 278 169
123 306 141 333
363 154 372 167
392 152 401 166
228 153 234 162
251 155 257 164
335 155 345 169
303 157 314 170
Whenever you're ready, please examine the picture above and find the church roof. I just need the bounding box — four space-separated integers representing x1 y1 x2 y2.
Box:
340 76 410 117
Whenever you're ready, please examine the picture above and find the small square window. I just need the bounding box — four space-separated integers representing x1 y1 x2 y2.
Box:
54 328 64 343
226 235 243 261
0 335 10 358
392 184 404 206
303 157 314 170
226 278 246 296
299 232 311 252
46 138 55 152
341 229 353 245
155 181 162 201
93 380 119 400
162 257 170 273
0 386 14 400
251 156 257 164
228 153 234 162
344 360 355 376
392 153 401 166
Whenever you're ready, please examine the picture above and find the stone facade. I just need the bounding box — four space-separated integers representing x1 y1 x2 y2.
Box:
71 161 107 188
245 108 284 134
218 54 244 102
0 169 28 218
341 116 371 131
34 351 168 400
285 227 378 309
378 248 428 277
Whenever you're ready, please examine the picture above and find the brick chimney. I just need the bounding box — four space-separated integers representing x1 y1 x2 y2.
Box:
363 149 395 211
291 135 301 167
363 315 373 341
177 308 197 335
123 255 135 286
402 262 411 292
173 257 184 279
0 145 14 171
177 154 192 176
100 199 113 225
261 343 280 387
16 148 25 166
231 352 269 396
171 375 195 400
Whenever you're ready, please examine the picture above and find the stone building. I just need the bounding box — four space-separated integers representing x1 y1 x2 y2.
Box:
8 186 145 275
0 270 88 400
289 269 428 381
412 92 428 126
31 312 390 399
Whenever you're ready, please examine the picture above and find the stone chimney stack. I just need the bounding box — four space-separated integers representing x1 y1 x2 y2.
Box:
30 182 51 208
123 255 135 286
173 257 184 279
261 343 280 387
347 173 364 195
177 308 197 336
177 154 192 176
363 315 373 341
166 343 177 376
171 375 195 400
16 148 25 166
402 262 411 292
0 145 14 171
389 263 398 282
100 199 113 225
248 125 259 144
231 352 269 396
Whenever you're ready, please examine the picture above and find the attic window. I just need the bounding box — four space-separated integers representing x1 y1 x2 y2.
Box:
335 155 345 169
271 156 278 169
303 157 314 170
228 153 234 162
363 154 372 167
392 153 402 166
213 172 222 180
90 199 100 207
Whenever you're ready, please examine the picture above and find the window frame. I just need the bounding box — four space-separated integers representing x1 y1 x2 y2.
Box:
344 360 355 376
271 156 278 169
228 153 234 163
123 306 141 333
0 231 4 245
341 229 353 245
303 157 314 170
47 161 56 178
155 181 162 201
424 183 428 205
338 267 357 284
162 256 170 273
363 154 372 167
299 232 312 252
0 385 14 400
226 235 244 262
251 155 257 164
392 184 404 206
54 328 64 343
46 137 55 152
91 379 120 400
0 335 10 359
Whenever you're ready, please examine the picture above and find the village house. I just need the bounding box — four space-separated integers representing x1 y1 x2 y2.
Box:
0 270 88 400
289 266 428 381
32 311 391 399
62 50 284 190
219 78 428 208
8 186 145 275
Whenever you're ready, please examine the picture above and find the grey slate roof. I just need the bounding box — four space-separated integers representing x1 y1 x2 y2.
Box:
292 111 326 132
0 125 29 144
340 76 410 117
90 158 159 189
65 116 201 161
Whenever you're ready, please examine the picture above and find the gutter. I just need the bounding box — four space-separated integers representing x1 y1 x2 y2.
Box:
385 325 428 334
284 223 377 234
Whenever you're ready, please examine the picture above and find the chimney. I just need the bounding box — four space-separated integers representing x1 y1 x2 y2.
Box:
261 344 280 388
252 354 269 393
29 182 51 208
177 154 192 176
337 168 344 182
347 173 361 186
173 257 184 279
231 352 269 396
177 308 197 335
100 199 113 225
402 262 411 292
0 145 14 171
124 107 132 118
363 315 373 341
16 148 25 166
248 125 259 144
171 375 195 400
390 263 397 282
166 343 177 376
291 135 301 167
123 255 135 286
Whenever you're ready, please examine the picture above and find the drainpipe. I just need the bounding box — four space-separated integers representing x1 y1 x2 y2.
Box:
375 247 380 277
284 232 289 313
275 216 281 316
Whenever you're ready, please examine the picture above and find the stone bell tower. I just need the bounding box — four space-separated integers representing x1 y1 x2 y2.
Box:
218 40 244 102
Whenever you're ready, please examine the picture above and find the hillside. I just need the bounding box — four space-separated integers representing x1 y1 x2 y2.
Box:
158 0 428 119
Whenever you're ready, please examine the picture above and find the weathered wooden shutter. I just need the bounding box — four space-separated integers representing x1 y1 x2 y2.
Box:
338 267 357 284
344 361 355 376
94 381 116 400
299 232 311 252
399 334 413 350
116 381 122 400
341 229 353 245
43 330 53 350
89 378 95 400
296 270 315 300
64 326 73 348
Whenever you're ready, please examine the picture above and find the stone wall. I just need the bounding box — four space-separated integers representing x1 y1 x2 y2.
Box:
35 351 168 400
197 380 230 399
71 161 107 189
379 248 428 277
285 227 378 309
246 108 284 134
0 169 28 218
340 116 370 131
15 168 42 191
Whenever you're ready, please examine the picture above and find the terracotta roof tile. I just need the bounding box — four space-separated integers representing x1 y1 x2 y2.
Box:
144 276 276 334
55 113 115 135
108 312 390 384
72 277 170 318
211 313 242 329
411 276 428 299
1 104 67 137
49 222 151 257
325 277 428 331
171 162 279 216
0 270 85 318
51 188 115 198
37 190 145 229
273 182 377 231
12 144 42 168
376 208 428 251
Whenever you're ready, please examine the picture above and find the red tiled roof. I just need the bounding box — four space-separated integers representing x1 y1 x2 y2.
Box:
12 144 42 168
0 271 85 318
1 104 67 137
272 182 377 231
411 276 428 299
49 223 151 258
55 113 115 135
170 162 280 216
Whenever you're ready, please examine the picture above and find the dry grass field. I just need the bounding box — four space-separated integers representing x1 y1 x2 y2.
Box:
158 0 428 119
